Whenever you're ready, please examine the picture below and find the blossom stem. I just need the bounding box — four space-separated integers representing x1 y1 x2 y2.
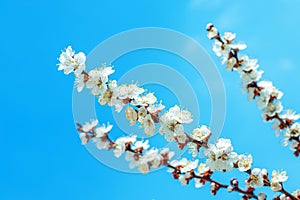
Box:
193 174 258 199
280 186 298 200
232 187 258 199
209 26 300 157
167 162 258 199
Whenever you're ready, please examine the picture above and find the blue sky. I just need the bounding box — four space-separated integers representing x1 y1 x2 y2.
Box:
1 0 300 199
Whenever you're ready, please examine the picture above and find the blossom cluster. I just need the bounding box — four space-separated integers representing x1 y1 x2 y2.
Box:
77 119 174 174
58 47 210 154
207 23 300 157
57 46 299 199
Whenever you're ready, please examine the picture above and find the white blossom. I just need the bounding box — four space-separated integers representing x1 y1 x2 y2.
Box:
151 148 174 168
138 148 159 173
205 138 238 172
166 133 176 143
81 119 98 132
282 133 290 147
181 159 198 173
147 103 165 114
151 154 163 168
285 122 300 138
230 42 247 50
179 172 192 186
238 54 259 72
79 133 88 145
190 126 211 141
272 119 282 137
169 105 193 124
94 123 113 137
125 106 138 126
159 148 175 164
159 105 192 141
74 73 85 92
289 140 299 151
197 163 210 174
141 114 156 136
247 87 256 102
125 152 139 169
206 23 213 30
111 84 144 112
240 69 264 85
280 110 300 121
212 40 231 58
225 57 237 71
271 182 282 192
262 101 283 119
174 124 187 143
167 158 187 172
159 116 175 135
113 135 137 158
125 84 145 99
137 106 148 121
256 81 283 109
245 168 266 188
168 158 197 173
111 97 126 113
223 32 236 42
178 109 193 124
125 142 151 169
258 192 267 200
106 79 116 88
237 154 252 172
115 84 129 100
270 170 288 191
57 46 86 75
138 162 150 174
108 84 141 112
187 142 198 158
211 31 247 61
271 170 288 183
207 26 218 39
210 182 218 193
97 80 118 106
140 148 159 163
256 81 274 108
132 93 157 106
86 66 114 95
96 139 109 150
224 32 246 51
176 133 187 144
132 140 150 151
98 89 113 106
